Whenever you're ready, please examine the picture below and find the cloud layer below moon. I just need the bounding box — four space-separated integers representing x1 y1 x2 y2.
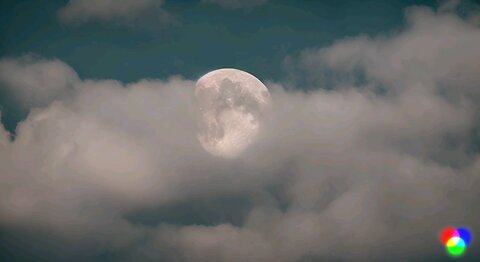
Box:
1 3 480 261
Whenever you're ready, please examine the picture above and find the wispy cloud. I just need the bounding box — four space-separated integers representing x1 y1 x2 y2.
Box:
58 0 176 27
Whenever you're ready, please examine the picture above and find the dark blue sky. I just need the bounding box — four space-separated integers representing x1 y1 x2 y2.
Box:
1 0 438 83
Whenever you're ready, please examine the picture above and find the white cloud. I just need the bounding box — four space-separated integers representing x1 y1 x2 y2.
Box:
153 224 274 261
203 0 268 9
58 0 174 25
1 3 480 261
299 5 480 101
0 114 10 146
0 55 79 108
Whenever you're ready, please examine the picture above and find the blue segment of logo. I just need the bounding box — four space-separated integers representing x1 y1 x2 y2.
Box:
457 227 471 245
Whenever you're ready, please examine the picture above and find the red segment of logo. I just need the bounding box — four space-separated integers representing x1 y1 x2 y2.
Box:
441 227 456 245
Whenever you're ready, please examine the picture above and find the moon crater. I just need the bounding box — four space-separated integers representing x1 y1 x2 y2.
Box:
195 68 271 158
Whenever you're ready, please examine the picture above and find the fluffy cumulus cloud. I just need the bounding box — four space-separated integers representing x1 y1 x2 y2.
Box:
2 3 480 262
58 0 174 25
203 0 268 9
0 55 79 108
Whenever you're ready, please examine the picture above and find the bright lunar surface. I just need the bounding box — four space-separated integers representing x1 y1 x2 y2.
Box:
195 68 271 158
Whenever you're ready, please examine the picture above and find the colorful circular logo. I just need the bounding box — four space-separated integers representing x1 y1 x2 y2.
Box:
440 227 471 257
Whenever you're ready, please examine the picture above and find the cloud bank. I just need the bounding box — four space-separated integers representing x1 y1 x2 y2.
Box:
0 55 79 108
2 3 480 261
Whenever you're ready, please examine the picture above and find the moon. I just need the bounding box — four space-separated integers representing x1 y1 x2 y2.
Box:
195 68 271 158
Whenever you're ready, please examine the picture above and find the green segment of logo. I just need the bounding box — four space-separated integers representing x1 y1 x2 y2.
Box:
446 244 466 257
